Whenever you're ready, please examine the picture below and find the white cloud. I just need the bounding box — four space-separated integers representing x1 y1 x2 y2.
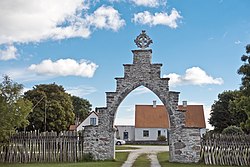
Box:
66 85 97 97
115 117 135 125
234 40 241 45
133 9 182 28
1 68 54 83
86 6 125 31
28 59 98 77
132 86 151 95
131 0 166 7
109 0 166 7
0 45 18 60
115 105 135 125
163 67 223 87
0 1 125 45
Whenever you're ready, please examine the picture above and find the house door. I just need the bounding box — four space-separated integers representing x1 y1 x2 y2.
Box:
123 132 128 140
158 130 161 137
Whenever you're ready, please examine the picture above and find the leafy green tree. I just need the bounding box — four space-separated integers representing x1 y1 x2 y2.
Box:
209 90 248 133
209 45 250 133
24 83 74 132
222 125 244 135
236 44 250 133
0 75 32 142
71 95 92 123
238 44 250 95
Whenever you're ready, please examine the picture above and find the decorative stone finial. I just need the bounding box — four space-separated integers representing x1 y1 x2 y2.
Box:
134 30 153 49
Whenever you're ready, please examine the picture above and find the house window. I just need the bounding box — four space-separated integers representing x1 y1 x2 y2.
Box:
90 118 96 125
143 130 149 137
123 132 128 140
158 130 161 137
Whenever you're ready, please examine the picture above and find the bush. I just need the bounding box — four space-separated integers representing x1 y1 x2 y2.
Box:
157 135 166 141
83 152 94 161
222 126 244 135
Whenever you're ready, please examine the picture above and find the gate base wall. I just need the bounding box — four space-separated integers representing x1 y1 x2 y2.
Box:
169 128 201 163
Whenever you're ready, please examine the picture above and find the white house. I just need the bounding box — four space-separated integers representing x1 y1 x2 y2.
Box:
116 101 206 141
69 111 98 131
134 103 169 141
115 125 135 141
70 102 206 142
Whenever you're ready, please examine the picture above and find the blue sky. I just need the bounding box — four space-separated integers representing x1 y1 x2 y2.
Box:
0 0 250 129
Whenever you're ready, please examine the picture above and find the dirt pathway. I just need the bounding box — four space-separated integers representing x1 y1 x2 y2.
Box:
116 145 169 167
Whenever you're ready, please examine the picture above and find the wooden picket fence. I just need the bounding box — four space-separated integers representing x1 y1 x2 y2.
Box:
201 134 250 166
0 131 86 163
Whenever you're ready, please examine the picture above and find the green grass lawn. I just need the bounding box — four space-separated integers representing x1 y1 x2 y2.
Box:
132 154 150 167
0 152 129 167
157 152 238 167
115 145 139 150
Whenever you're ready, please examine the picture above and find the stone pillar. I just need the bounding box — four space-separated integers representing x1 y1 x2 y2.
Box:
168 91 201 163
83 107 115 160
169 127 201 163
132 49 152 64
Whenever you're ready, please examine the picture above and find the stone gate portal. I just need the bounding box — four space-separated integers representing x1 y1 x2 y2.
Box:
83 31 201 163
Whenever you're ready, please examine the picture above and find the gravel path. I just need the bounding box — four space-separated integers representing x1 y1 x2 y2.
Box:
116 145 169 167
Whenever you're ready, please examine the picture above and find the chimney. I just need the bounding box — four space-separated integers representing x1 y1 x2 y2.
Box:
75 117 80 126
182 101 187 107
153 100 156 108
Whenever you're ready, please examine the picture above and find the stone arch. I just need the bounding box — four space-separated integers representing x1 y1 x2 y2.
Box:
83 32 202 163
107 80 176 127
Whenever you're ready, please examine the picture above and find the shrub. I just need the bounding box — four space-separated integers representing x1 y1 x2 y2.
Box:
157 135 166 141
222 126 244 135
83 152 94 161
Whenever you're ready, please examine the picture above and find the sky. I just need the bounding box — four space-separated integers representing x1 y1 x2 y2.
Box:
0 0 250 129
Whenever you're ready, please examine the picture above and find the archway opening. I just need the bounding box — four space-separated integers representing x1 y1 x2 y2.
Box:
114 85 170 143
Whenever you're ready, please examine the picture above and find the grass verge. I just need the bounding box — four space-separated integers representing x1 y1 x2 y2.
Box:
132 153 150 167
0 152 129 167
157 152 234 167
115 145 139 150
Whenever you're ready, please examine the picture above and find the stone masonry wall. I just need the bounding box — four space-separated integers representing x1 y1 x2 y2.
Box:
83 49 201 163
83 107 115 160
169 128 201 163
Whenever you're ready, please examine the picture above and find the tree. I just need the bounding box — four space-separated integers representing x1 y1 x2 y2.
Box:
222 125 244 135
236 44 250 133
238 44 250 95
209 45 250 133
0 75 32 142
24 83 74 132
209 90 248 133
71 96 92 123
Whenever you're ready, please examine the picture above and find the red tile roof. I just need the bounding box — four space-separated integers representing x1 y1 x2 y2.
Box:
69 125 77 131
135 105 206 128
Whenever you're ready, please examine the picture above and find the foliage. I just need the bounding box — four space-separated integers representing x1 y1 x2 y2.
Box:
157 135 167 141
24 83 74 132
209 90 248 133
235 44 250 133
209 45 250 133
222 125 244 135
82 152 94 162
238 44 250 95
71 95 92 123
0 75 32 142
